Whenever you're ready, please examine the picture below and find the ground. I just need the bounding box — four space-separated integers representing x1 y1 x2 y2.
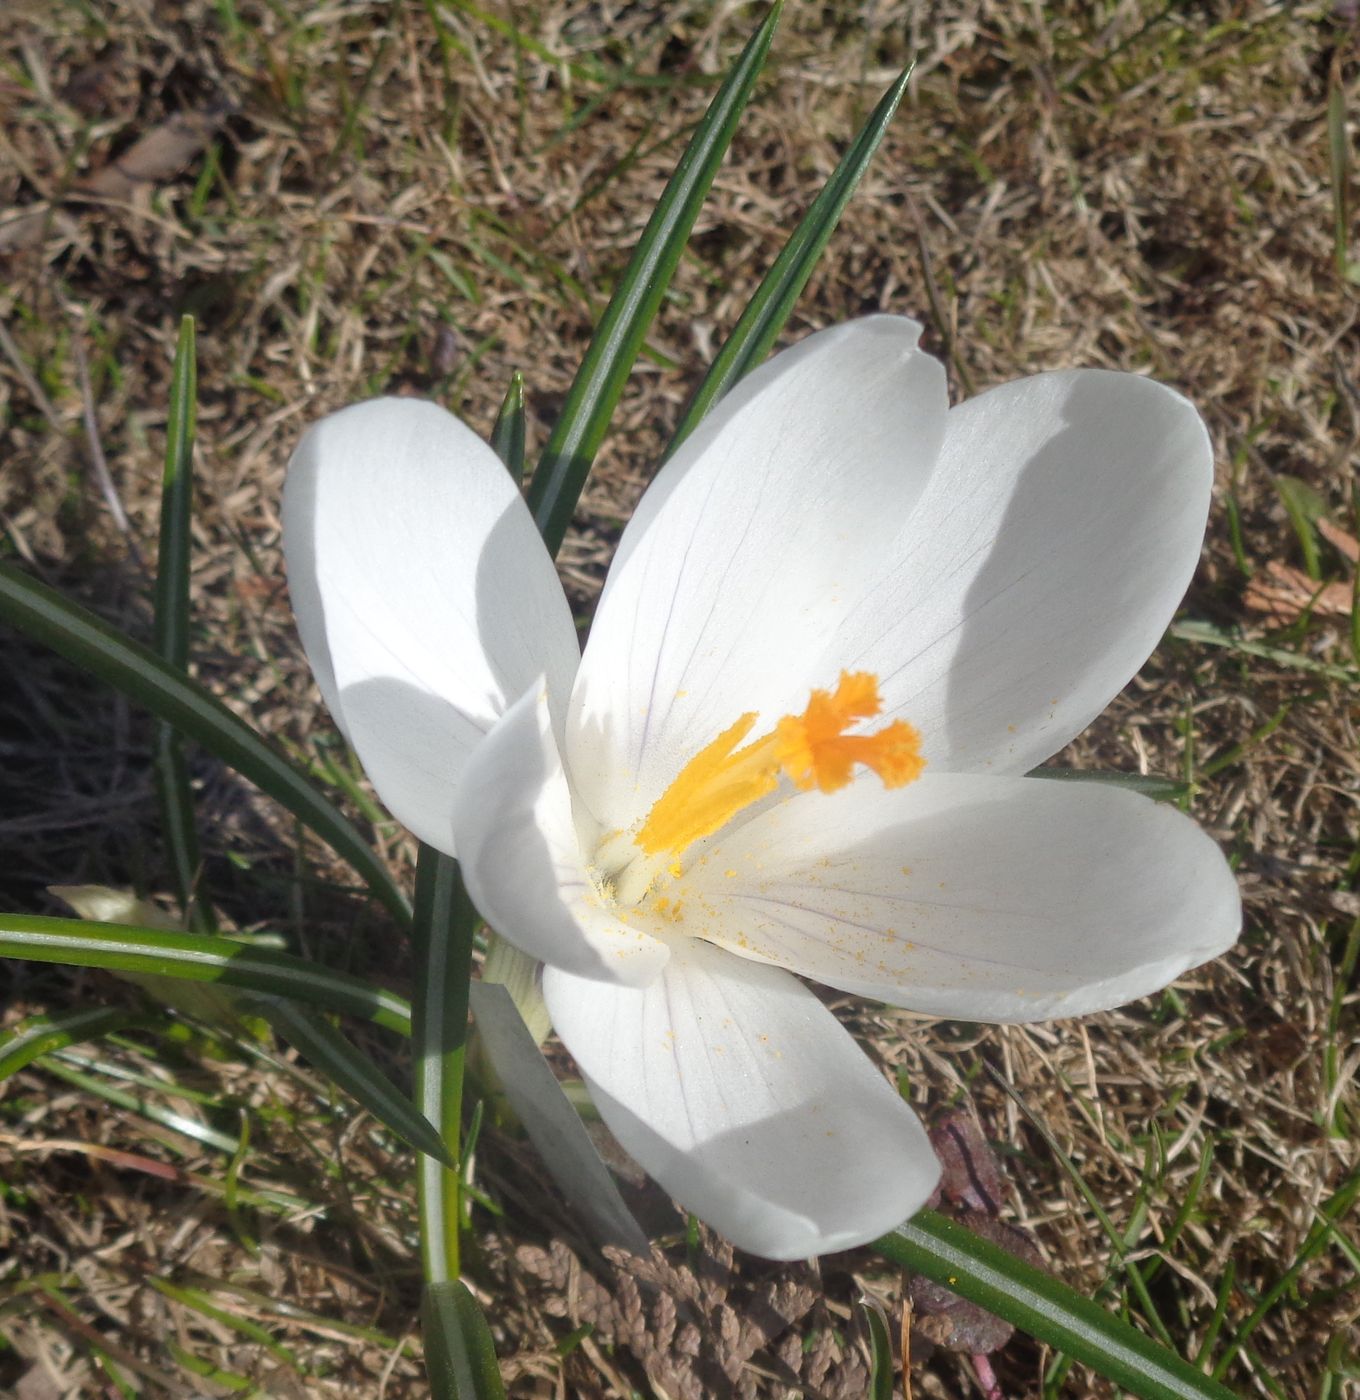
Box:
0 1 1357 1396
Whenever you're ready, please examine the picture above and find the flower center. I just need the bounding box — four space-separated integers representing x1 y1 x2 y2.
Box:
600 671 923 907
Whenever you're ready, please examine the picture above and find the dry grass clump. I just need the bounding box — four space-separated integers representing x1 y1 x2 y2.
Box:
2 1 1358 1395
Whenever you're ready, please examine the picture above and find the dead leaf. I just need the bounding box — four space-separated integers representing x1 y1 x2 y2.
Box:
901 1297 914 1400
1318 516 1360 564
1243 559 1354 623
0 105 230 254
929 1109 1006 1214
76 106 230 200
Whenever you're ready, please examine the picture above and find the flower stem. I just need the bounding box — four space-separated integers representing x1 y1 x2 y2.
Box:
412 844 479 1283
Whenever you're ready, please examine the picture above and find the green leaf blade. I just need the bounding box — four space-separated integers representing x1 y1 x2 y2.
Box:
0 913 412 1037
0 1006 148 1082
412 845 480 1283
668 63 913 453
422 1281 506 1400
260 1000 452 1165
525 3 783 556
858 1293 896 1400
875 1212 1238 1400
1273 474 1327 580
152 316 212 929
1029 767 1191 802
0 563 410 925
155 316 198 672
489 371 526 479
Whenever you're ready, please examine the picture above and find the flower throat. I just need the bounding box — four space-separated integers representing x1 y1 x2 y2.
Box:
601 671 924 907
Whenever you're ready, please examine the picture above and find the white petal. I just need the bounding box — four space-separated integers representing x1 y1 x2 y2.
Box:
826 371 1212 773
689 772 1239 1022
453 685 670 987
283 398 579 854
542 937 939 1260
567 317 948 831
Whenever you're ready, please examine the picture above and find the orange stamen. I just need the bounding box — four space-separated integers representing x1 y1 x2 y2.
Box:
633 671 924 861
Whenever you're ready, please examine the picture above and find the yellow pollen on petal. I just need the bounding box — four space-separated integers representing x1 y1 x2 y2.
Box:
633 671 924 862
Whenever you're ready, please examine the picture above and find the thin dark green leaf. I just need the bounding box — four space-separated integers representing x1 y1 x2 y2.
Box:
0 914 412 1037
1274 474 1328 580
1170 618 1359 683
156 316 197 673
153 727 212 929
42 1054 243 1154
259 999 452 1165
525 3 782 555
0 1006 148 1081
489 372 526 479
0 563 410 926
1029 768 1191 802
423 1281 506 1400
1351 489 1360 669
153 315 213 930
668 63 913 453
875 1212 1238 1400
859 1294 896 1400
1209 1166 1360 1380
413 845 480 1283
982 1063 1175 1350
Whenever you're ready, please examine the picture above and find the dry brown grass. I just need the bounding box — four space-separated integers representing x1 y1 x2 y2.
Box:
2 1 1358 1396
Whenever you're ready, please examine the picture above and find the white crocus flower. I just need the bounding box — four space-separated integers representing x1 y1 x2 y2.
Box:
283 317 1240 1262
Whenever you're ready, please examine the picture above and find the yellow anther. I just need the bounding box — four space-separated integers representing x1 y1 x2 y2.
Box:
634 671 924 862
635 713 779 858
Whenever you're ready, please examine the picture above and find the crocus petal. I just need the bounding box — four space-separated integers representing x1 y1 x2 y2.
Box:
687 772 1240 1023
567 316 948 832
542 937 939 1260
283 398 580 854
825 370 1212 773
453 685 670 987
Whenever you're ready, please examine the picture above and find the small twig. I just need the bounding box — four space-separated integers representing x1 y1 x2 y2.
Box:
905 191 976 399
0 313 145 566
71 331 140 558
0 315 60 421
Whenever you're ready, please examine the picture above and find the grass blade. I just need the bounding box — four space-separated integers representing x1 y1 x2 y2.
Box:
154 317 197 678
1209 1166 1360 1380
668 63 913 453
982 1063 1175 1350
1170 618 1358 682
0 563 410 925
153 315 213 931
0 913 412 1037
0 1006 149 1081
412 845 480 1282
874 1211 1238 1400
858 1293 896 1400
1328 59 1354 282
42 1055 245 1155
1273 474 1326 580
422 1281 506 1400
1029 768 1191 801
524 3 782 556
489 371 526 479
260 999 452 1165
